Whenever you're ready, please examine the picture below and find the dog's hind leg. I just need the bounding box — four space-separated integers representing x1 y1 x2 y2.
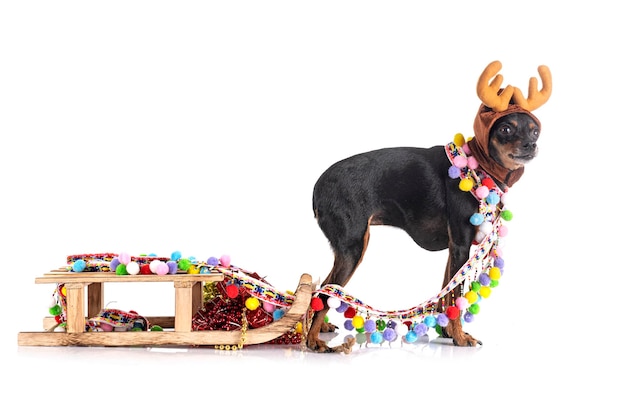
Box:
306 218 372 353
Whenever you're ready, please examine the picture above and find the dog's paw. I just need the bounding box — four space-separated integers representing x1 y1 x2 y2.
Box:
452 332 483 347
306 335 356 354
321 321 337 333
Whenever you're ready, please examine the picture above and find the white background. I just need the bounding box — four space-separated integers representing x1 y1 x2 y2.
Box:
1 1 624 402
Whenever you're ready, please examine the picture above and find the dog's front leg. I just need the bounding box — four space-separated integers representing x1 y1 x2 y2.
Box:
441 240 483 347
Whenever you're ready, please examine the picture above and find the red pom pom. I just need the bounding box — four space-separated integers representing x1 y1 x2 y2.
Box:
482 177 496 190
139 264 152 275
54 315 62 324
343 306 356 318
225 284 239 299
310 297 324 311
446 306 460 320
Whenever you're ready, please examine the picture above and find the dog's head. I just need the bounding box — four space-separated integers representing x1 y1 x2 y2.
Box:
488 112 540 171
467 61 551 186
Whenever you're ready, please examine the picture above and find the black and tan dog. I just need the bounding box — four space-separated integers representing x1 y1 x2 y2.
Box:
308 61 552 353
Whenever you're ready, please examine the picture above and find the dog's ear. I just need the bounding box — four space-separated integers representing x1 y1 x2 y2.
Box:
477 61 552 112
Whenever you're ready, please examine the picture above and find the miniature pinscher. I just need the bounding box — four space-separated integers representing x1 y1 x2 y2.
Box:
307 61 552 353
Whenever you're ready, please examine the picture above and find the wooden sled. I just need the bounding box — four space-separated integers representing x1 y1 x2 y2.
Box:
17 269 313 348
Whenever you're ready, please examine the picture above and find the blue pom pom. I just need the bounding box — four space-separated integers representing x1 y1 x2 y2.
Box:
171 251 182 261
424 315 437 328
436 314 449 327
273 308 285 321
370 331 383 344
469 213 484 226
448 166 461 179
486 191 500 205
73 259 86 272
479 273 491 286
404 330 418 343
464 312 474 323
207 256 219 266
494 256 505 268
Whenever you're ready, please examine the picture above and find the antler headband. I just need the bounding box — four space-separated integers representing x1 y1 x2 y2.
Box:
476 60 552 112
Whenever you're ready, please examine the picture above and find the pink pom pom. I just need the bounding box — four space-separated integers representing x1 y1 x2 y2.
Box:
498 225 509 237
455 296 469 310
156 262 169 275
462 143 471 155
263 301 276 312
220 255 231 268
467 156 479 170
118 252 131 265
453 155 467 168
475 185 489 199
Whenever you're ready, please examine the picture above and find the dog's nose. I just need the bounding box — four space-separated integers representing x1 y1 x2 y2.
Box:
524 142 537 151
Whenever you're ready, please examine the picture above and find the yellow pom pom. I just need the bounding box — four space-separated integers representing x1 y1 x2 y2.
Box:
489 267 501 280
60 286 67 297
295 321 303 334
187 265 200 274
352 315 365 329
245 297 260 310
479 285 492 298
465 290 478 304
453 133 465 147
459 178 474 192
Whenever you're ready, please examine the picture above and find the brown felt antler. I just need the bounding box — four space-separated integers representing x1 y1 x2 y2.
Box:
477 61 552 112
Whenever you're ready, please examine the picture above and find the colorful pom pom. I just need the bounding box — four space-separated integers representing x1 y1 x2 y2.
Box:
364 319 377 333
245 297 260 310
436 314 449 327
72 259 86 272
489 267 501 280
207 256 219 266
405 330 418 343
414 322 428 336
446 306 460 320
470 213 484 226
501 210 513 221
465 290 478 304
115 263 128 275
475 185 489 199
478 285 492 298
178 258 192 272
383 328 397 342
344 319 355 331
448 166 461 179
343 306 356 318
453 155 467 168
486 191 500 205
166 260 178 274
453 133 465 146
482 177 496 190
352 315 365 329
118 252 131 265
126 261 140 275
170 251 182 261
225 283 239 299
155 262 169 276
467 156 479 170
370 331 383 344
273 308 285 321
327 297 341 309
455 297 469 311
310 297 324 311
219 255 231 268
424 315 437 328
459 178 474 192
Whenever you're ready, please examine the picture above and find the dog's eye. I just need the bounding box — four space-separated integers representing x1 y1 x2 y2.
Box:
499 126 511 135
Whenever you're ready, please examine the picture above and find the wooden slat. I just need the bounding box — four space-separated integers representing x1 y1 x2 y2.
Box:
35 272 223 284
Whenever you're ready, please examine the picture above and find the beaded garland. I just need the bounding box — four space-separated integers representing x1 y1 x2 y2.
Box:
49 135 513 347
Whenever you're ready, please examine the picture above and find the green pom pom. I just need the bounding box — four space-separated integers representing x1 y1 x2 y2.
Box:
468 303 480 315
131 327 143 332
501 210 513 221
376 319 386 331
116 263 128 275
324 315 329 323
49 304 62 316
150 325 163 331
490 279 499 288
435 324 443 336
471 281 481 292
178 258 192 271
355 327 365 334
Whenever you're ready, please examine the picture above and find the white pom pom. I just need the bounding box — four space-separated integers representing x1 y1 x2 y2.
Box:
394 322 409 337
149 260 163 274
327 297 341 309
478 220 493 235
126 261 140 275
